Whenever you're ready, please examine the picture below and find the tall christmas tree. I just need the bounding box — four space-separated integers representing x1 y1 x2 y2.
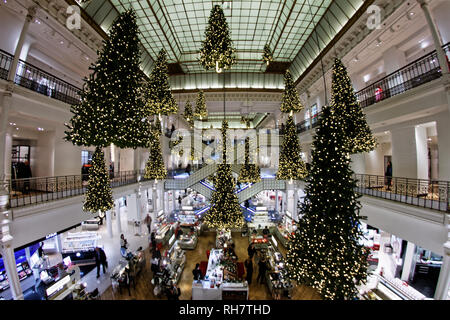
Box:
280 70 303 115
144 125 167 181
145 49 178 116
204 121 244 231
199 5 236 72
276 115 307 181
194 90 208 120
65 9 149 149
183 99 194 127
285 104 368 300
83 147 114 214
331 58 377 154
238 137 261 184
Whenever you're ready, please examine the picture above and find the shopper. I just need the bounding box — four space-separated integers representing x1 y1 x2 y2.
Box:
262 226 270 237
192 263 202 281
145 214 152 234
247 243 256 259
153 247 162 261
257 257 268 284
120 234 128 257
94 246 108 278
385 160 393 191
244 257 253 285
38 242 44 258
150 231 156 250
167 281 181 300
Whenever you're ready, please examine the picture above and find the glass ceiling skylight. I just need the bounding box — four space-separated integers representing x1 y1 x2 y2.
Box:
79 0 364 87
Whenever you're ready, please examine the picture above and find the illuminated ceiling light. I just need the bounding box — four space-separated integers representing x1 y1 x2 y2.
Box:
9 122 16 126
60 40 64 45
375 38 382 47
16 127 19 130
409 12 415 16
37 127 44 131
353 56 359 62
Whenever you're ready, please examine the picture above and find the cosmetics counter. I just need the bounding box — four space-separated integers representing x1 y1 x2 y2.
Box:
0 261 33 293
361 273 428 300
61 232 99 265
161 239 186 285
110 248 146 294
274 211 296 248
263 237 293 299
192 249 248 300
154 213 174 246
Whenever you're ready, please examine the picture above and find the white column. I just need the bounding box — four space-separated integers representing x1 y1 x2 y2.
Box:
171 191 176 211
55 234 63 253
136 191 142 234
115 199 122 234
0 239 23 300
7 6 37 82
106 210 113 238
431 0 450 44
436 113 450 180
391 125 418 178
401 241 417 282
417 0 450 74
164 191 169 215
293 184 299 220
286 184 296 220
152 187 158 213
415 126 429 180
434 240 450 299
275 190 279 212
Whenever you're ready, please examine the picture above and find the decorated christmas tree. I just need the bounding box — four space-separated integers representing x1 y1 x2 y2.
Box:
144 125 167 181
285 104 368 300
194 90 208 120
83 147 114 214
280 70 303 115
276 115 307 181
199 5 236 72
145 49 178 116
65 9 149 149
204 121 244 231
262 44 274 66
238 137 261 184
331 58 377 154
183 99 194 127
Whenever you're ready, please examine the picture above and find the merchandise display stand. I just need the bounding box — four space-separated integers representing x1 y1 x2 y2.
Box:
192 249 248 300
274 211 296 248
163 240 186 284
361 273 427 300
264 238 293 299
61 232 100 265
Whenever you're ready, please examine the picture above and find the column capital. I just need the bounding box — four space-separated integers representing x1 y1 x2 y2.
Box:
26 6 38 21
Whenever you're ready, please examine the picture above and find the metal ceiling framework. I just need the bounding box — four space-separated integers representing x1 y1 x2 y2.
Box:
77 0 366 90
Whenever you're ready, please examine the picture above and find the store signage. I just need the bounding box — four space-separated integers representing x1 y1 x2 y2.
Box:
45 232 57 239
46 275 71 297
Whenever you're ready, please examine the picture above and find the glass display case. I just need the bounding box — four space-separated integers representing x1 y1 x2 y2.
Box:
162 241 186 284
275 212 297 248
264 242 293 299
192 249 248 300
61 232 99 265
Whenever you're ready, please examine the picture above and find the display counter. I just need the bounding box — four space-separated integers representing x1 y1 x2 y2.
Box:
61 232 99 265
155 224 174 246
0 261 33 292
192 249 248 300
361 274 427 300
264 240 293 299
110 249 146 294
178 233 198 250
164 241 186 284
